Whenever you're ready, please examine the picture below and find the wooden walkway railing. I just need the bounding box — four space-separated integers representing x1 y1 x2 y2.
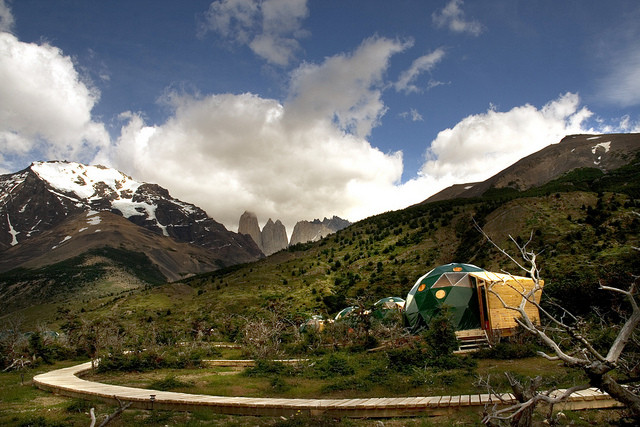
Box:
33 361 623 418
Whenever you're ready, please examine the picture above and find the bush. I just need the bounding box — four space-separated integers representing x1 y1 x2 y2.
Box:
270 376 291 393
385 345 427 373
244 360 292 377
422 308 458 358
149 375 193 391
96 348 203 373
308 353 356 379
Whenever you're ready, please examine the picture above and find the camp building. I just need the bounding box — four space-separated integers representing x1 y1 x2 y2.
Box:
403 263 544 341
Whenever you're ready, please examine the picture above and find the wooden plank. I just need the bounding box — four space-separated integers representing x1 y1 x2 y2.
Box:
438 396 451 407
33 361 626 419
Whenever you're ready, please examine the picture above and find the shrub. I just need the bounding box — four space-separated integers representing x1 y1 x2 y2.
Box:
96 348 203 373
422 308 458 358
270 376 291 393
308 353 356 379
149 375 193 391
244 360 292 377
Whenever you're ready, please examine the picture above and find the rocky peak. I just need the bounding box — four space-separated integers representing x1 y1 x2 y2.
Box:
238 211 263 252
261 219 288 256
289 216 351 246
0 161 263 266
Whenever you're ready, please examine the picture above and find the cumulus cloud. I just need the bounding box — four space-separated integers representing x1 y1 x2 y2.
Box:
395 48 446 93
110 92 404 233
0 0 13 33
108 37 412 232
418 93 592 183
432 0 483 36
201 0 309 66
0 32 110 172
287 36 411 138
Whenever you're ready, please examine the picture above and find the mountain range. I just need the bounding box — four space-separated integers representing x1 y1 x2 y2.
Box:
1 133 639 316
0 161 263 273
238 211 351 255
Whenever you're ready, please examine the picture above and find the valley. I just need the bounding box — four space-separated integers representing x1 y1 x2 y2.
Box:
1 133 639 425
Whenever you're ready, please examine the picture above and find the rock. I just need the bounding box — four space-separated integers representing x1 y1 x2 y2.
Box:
238 211 263 252
261 219 288 255
289 220 334 246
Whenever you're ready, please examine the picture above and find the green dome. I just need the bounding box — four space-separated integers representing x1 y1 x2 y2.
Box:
403 263 484 333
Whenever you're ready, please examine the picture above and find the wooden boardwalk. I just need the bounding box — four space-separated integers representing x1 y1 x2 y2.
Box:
33 361 623 418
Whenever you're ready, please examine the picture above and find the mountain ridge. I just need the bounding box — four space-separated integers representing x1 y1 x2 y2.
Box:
424 133 640 203
0 161 263 263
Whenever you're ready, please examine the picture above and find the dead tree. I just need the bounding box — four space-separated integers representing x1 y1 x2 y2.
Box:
476 222 640 422
89 395 132 427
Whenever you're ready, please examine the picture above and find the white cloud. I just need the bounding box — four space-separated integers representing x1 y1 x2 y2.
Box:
110 92 404 233
399 109 424 122
432 0 483 36
287 36 411 138
0 0 13 33
0 32 110 171
108 37 411 233
201 0 309 66
418 93 592 183
395 48 446 93
597 44 640 108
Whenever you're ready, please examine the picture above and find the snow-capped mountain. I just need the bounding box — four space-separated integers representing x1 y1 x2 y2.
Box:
0 161 262 266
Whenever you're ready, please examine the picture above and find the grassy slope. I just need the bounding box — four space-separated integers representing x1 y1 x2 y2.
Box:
4 156 639 331
81 170 639 331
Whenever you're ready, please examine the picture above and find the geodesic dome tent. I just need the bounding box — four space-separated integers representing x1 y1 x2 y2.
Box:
335 306 357 321
372 296 405 320
403 263 543 335
299 315 327 333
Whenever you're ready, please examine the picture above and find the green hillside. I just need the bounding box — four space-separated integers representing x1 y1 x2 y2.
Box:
2 153 639 334
47 154 638 337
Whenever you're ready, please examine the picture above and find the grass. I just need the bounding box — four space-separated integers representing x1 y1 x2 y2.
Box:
83 355 582 400
1 355 627 426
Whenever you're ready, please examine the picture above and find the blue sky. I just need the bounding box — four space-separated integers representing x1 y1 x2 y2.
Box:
1 0 639 233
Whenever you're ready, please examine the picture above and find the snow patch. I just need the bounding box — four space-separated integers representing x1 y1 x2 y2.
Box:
6 214 19 246
86 211 102 225
52 235 72 250
464 185 474 190
587 136 602 140
591 141 611 154
78 227 88 233
31 161 141 201
111 199 168 236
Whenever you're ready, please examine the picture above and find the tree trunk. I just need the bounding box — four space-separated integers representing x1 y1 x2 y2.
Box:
588 371 640 419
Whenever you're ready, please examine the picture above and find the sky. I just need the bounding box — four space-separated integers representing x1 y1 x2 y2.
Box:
1 0 639 235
